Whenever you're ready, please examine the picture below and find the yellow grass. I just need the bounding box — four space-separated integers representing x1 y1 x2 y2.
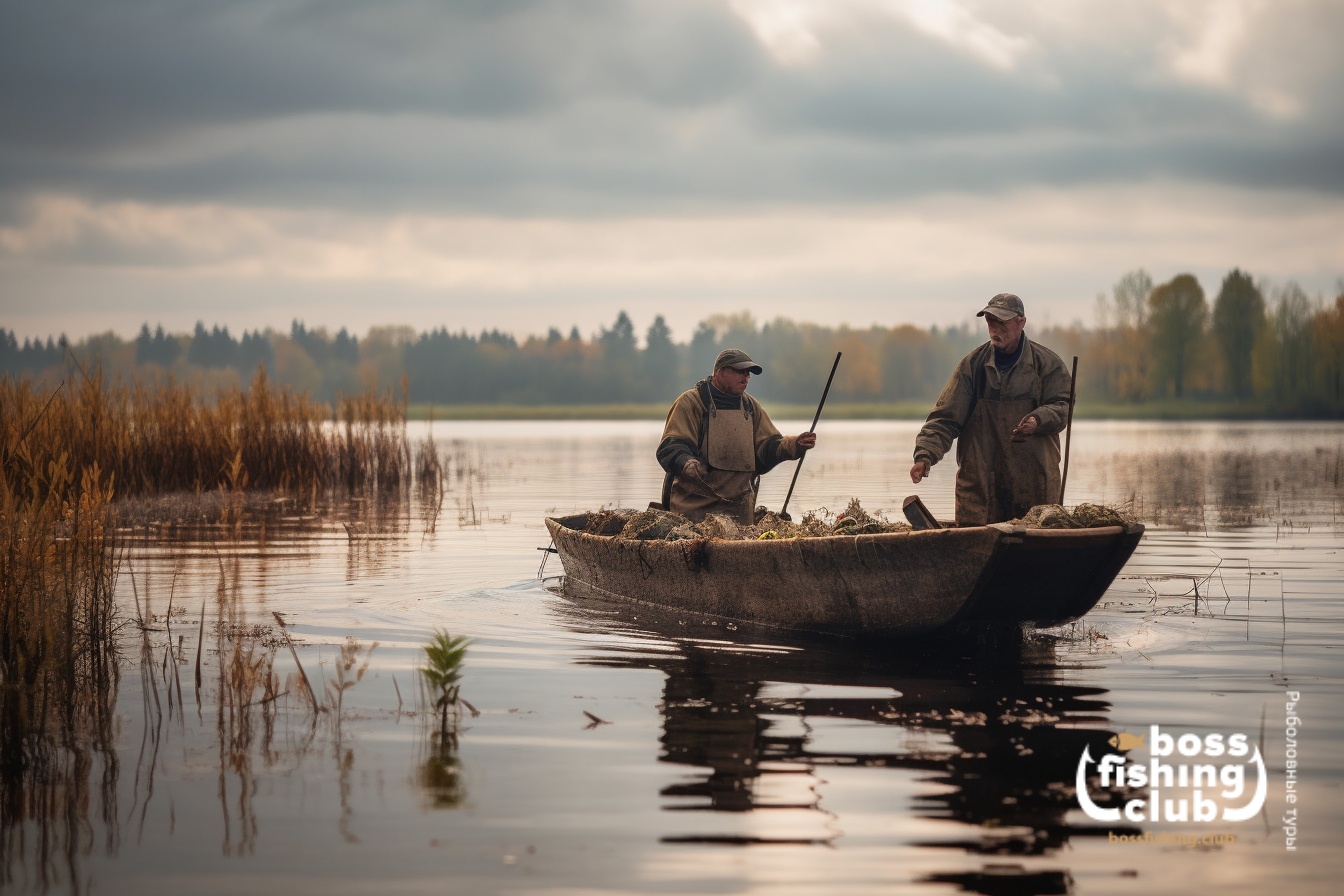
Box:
0 367 418 841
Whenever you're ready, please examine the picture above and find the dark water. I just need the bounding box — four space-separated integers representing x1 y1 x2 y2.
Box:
6 420 1342 895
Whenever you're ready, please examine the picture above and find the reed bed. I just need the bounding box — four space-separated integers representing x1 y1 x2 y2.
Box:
1 366 429 886
3 368 413 501
0 431 120 892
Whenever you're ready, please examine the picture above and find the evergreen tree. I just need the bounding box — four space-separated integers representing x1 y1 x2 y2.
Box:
333 327 359 366
0 328 21 376
238 330 275 376
291 320 331 366
688 321 719 378
642 316 677 400
188 322 237 368
599 311 636 363
135 323 182 367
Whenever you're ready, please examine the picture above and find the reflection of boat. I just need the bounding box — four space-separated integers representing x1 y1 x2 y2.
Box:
544 512 1144 638
551 590 1142 874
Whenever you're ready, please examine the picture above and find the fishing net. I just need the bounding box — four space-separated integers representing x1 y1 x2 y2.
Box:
603 498 910 542
1015 502 1137 529
586 497 1137 542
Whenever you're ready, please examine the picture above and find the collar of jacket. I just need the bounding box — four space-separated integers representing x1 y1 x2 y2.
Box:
699 377 756 412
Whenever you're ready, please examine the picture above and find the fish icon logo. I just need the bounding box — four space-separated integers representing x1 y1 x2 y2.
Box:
1109 731 1146 752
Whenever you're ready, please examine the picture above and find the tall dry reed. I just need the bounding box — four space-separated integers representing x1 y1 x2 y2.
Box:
3 366 415 501
1 407 120 892
1 365 422 884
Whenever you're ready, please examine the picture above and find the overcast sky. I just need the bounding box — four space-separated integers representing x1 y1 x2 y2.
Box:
3 0 1342 345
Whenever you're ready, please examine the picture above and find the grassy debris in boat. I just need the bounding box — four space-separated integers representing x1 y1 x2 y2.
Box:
1015 503 1138 529
577 498 1138 541
583 498 910 542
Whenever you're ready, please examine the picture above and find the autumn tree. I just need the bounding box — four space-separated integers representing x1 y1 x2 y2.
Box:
1210 269 1265 399
1105 269 1154 401
1113 269 1153 329
1263 283 1314 402
1148 274 1207 398
1313 293 1344 410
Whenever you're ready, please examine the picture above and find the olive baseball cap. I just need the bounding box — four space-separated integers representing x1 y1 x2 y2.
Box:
714 349 763 374
977 293 1026 321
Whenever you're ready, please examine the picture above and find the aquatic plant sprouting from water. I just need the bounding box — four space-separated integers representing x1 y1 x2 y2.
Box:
416 425 447 535
421 631 470 735
417 630 470 808
327 637 377 738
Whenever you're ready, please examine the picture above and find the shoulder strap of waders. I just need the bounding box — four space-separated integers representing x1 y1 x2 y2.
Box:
695 378 713 455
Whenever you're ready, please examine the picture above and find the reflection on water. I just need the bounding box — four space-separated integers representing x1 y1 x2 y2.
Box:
1 500 439 894
1052 422 1342 536
558 593 1141 889
0 659 119 895
1102 443 1344 532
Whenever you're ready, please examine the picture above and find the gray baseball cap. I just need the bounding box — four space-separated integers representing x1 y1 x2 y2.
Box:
714 349 763 374
977 293 1026 321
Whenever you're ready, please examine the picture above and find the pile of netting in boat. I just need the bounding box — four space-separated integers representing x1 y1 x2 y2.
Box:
578 498 1138 541
1012 503 1138 529
583 498 910 542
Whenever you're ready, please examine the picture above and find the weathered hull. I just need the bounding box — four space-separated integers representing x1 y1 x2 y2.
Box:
954 524 1146 628
545 513 1144 638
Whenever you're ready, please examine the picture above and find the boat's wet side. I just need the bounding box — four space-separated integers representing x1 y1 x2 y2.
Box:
549 513 1147 635
547 515 1006 636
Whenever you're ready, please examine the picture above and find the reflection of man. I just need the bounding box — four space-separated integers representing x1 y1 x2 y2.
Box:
910 293 1072 526
657 349 816 525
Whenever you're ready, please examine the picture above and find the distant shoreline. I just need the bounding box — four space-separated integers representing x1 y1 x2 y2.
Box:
406 400 1319 422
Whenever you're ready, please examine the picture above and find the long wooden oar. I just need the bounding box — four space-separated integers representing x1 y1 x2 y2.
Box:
1059 355 1079 505
779 352 841 520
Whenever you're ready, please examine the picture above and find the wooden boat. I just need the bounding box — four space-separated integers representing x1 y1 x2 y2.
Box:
543 511 1144 638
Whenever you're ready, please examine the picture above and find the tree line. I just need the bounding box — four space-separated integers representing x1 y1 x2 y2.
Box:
4 269 1342 414
1052 269 1344 414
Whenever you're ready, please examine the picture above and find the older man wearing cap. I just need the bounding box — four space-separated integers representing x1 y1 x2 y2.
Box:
909 293 1072 526
656 349 817 524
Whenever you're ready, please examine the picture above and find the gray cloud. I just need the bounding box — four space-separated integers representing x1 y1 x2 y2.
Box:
2 0 1342 350
0 1 761 144
3 0 1343 219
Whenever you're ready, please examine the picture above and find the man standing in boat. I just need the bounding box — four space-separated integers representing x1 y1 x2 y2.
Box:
657 349 817 525
910 293 1072 526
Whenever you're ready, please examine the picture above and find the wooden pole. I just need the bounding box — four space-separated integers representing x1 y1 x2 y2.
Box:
780 352 841 519
1059 355 1079 506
